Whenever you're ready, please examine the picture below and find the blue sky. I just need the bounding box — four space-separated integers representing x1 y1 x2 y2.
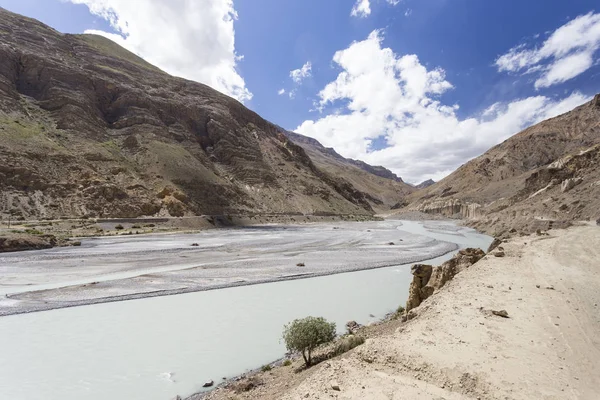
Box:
2 0 599 183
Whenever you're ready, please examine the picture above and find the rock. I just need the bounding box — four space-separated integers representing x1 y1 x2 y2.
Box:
536 284 541 288
406 249 485 313
560 177 583 193
331 382 341 391
546 286 555 290
296 262 305 267
388 242 395 245
346 320 362 334
405 264 433 312
191 243 199 247
487 237 502 252
203 380 214 388
494 251 505 257
491 310 509 318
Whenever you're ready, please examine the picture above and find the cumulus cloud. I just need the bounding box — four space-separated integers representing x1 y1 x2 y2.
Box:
290 61 312 84
296 31 590 183
351 0 371 18
278 88 286 95
68 0 251 102
496 12 600 89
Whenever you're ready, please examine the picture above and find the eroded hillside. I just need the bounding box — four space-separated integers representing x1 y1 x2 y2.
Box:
0 8 398 219
402 94 600 235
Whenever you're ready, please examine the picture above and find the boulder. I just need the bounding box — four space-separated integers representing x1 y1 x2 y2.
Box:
345 320 362 334
202 380 214 388
561 177 583 193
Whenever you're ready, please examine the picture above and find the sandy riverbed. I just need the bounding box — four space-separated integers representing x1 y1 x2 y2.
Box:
203 224 600 400
0 220 480 316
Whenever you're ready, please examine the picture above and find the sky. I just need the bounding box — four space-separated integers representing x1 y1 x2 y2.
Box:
2 0 600 183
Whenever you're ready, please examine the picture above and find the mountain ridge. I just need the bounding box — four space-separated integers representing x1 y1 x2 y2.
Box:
0 8 410 220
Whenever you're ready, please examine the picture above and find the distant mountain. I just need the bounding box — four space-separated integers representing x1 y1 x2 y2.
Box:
416 179 435 189
283 130 415 212
403 94 600 235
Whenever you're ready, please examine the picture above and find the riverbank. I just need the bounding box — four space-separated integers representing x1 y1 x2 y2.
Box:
0 220 489 317
0 214 378 253
200 223 600 400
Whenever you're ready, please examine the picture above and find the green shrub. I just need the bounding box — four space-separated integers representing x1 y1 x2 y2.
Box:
282 316 336 367
261 364 272 372
131 224 141 229
282 359 292 367
396 305 405 314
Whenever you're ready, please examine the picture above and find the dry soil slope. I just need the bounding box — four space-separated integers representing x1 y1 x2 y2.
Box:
0 8 394 220
404 95 600 235
284 130 415 212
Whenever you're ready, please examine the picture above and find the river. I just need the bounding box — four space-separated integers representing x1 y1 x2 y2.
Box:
0 220 492 400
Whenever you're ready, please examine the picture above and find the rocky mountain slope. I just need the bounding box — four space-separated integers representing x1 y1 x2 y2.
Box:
284 131 415 212
0 8 412 220
403 94 600 235
415 179 435 189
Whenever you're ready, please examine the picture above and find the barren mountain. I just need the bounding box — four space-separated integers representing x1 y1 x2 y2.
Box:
415 179 435 189
403 94 600 235
284 130 415 212
0 8 411 220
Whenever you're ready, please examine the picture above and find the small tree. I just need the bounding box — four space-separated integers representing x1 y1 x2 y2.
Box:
282 316 336 367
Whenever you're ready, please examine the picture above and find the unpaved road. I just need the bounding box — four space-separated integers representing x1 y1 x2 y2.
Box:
208 224 600 400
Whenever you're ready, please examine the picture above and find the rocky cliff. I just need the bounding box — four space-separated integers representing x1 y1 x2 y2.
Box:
0 8 403 219
403 94 600 235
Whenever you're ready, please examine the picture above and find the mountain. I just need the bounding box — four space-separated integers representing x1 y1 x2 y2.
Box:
404 94 600 235
0 8 409 220
415 179 435 189
283 130 414 212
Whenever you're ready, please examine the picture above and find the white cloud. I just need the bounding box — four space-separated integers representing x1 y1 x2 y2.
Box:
296 31 591 183
496 12 600 89
351 0 400 18
68 0 251 102
290 61 312 84
351 0 371 18
278 88 286 95
404 8 412 17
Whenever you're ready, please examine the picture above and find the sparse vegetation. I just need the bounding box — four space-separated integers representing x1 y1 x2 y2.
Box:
282 359 292 367
131 224 141 229
282 316 336 367
261 364 272 372
115 224 124 230
331 335 365 357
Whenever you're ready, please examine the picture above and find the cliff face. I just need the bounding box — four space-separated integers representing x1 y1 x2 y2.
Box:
0 8 388 219
403 95 600 234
